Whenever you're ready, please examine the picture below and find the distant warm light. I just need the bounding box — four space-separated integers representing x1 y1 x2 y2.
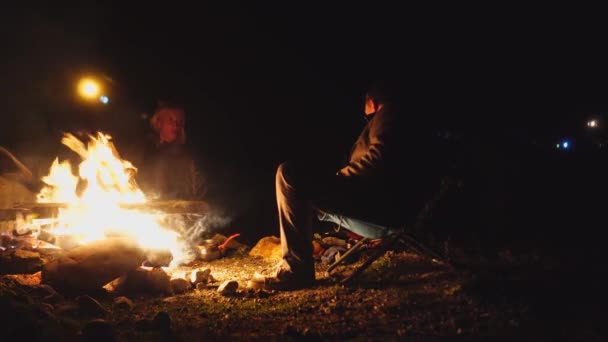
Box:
100 95 109 104
587 120 598 128
78 78 100 99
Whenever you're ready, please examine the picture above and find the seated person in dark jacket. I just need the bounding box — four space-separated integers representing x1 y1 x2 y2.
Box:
254 82 428 289
252 80 439 290
137 103 206 200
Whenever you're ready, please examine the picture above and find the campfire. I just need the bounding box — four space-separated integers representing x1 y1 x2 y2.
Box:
0 132 235 294
34 132 189 268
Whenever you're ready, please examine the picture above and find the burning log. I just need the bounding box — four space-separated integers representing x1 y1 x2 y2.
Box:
15 134 209 284
41 237 146 292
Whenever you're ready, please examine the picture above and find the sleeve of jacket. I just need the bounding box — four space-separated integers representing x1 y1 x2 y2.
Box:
338 108 396 177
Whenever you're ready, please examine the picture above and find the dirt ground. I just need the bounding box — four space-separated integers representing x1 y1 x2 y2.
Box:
3 240 606 341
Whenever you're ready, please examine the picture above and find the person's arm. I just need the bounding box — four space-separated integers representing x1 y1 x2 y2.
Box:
337 109 395 177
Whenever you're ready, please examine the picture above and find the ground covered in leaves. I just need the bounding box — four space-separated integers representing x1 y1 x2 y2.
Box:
3 242 607 341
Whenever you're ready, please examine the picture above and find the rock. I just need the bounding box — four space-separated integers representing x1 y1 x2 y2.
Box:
170 278 191 294
31 284 64 304
195 282 206 290
243 288 270 298
248 236 282 261
42 292 64 305
54 303 79 317
82 319 115 342
246 279 265 290
217 280 238 296
31 302 55 320
0 249 42 274
77 295 109 318
4 271 41 286
108 267 173 296
41 238 146 293
34 284 58 297
194 268 211 285
113 296 134 311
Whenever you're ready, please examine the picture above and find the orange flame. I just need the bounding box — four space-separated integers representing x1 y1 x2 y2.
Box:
37 132 189 268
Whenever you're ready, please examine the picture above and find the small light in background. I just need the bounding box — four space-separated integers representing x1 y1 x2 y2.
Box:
556 143 560 149
587 119 598 128
99 95 109 104
562 141 570 149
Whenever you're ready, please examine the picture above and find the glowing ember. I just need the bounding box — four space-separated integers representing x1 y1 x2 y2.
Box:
36 132 190 268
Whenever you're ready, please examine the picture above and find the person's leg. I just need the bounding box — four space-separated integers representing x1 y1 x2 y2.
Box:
316 210 395 239
259 161 403 290
275 161 315 280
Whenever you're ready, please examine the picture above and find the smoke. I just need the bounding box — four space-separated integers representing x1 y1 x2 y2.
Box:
187 211 232 243
155 209 232 264
160 208 233 245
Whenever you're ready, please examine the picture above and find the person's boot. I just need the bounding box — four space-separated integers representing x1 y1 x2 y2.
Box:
250 259 315 291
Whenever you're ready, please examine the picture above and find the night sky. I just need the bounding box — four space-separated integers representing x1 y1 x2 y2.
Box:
2 4 608 241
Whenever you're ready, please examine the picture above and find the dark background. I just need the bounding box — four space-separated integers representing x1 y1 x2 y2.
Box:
2 3 608 247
